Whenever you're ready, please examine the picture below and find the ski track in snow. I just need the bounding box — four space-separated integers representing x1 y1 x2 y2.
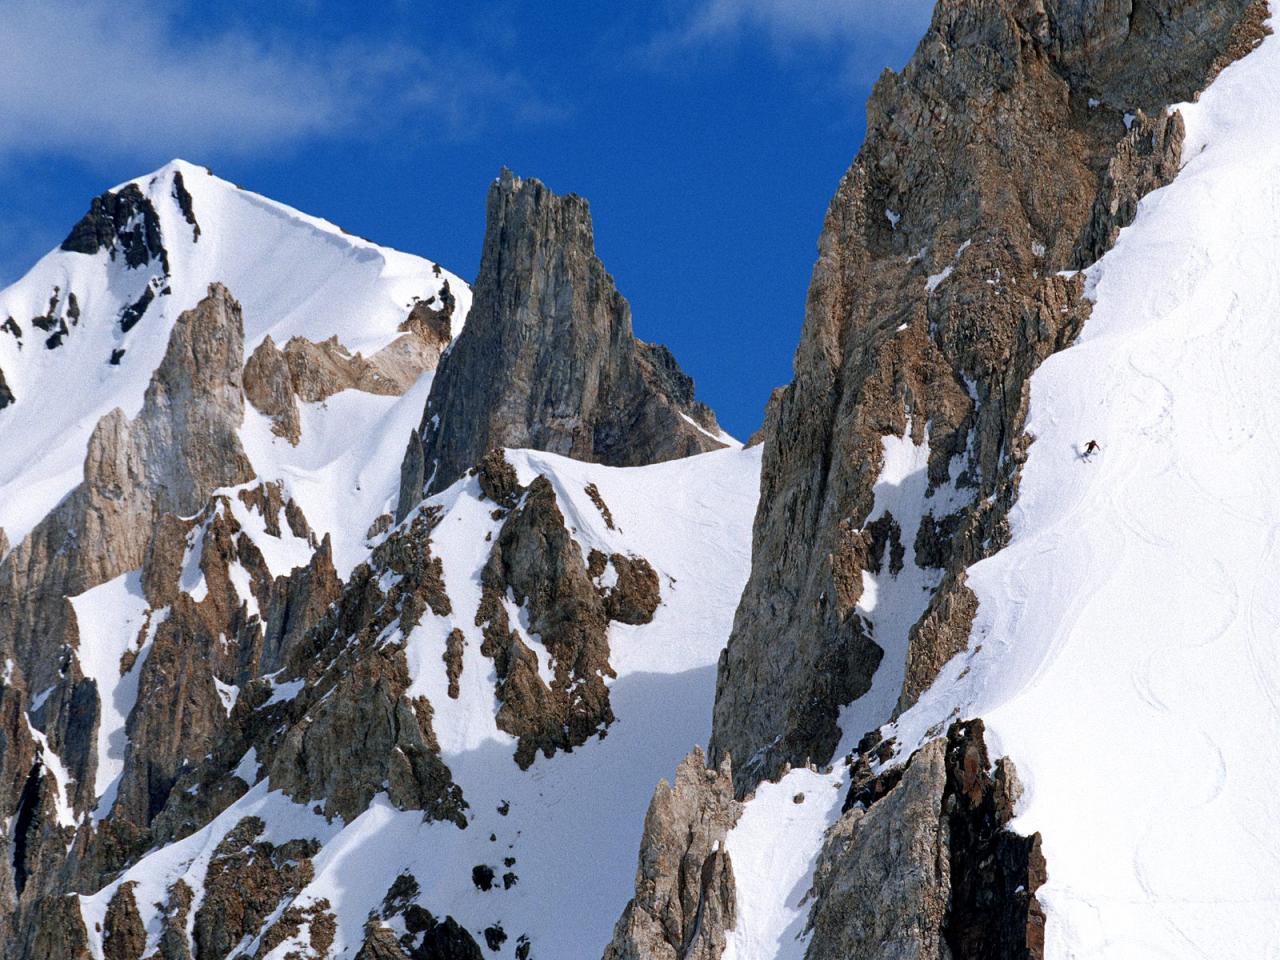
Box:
884 17 1280 957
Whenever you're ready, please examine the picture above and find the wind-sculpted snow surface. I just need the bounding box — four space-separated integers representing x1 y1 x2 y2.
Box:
876 16 1280 958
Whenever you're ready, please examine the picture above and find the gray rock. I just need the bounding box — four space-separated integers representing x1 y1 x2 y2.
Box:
603 748 741 960
709 0 1263 794
803 740 951 960
804 720 1045 960
397 170 724 516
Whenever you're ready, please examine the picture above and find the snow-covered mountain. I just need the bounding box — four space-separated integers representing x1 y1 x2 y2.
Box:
0 153 750 960
2 1 1278 959
0 160 469 568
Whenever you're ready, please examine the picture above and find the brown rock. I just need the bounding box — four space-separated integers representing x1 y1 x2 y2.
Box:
244 308 450 447
356 922 410 960
29 894 92 960
443 628 465 700
603 748 741 960
710 0 1264 793
583 483 615 530
601 554 661 626
805 720 1044 960
474 448 520 509
150 879 195 960
243 335 301 444
478 476 615 767
260 507 465 825
103 882 146 960
192 816 319 960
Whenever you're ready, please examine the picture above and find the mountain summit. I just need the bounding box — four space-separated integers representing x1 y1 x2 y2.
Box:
1 1 1278 958
399 169 729 515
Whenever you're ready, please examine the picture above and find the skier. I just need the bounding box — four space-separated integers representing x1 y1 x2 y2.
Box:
1082 439 1101 460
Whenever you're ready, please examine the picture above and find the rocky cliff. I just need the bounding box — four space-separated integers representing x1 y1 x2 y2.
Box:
397 170 726 515
693 1 1266 957
0 3 1273 956
710 0 1265 790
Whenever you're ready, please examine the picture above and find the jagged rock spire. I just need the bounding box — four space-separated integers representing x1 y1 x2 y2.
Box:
397 169 724 516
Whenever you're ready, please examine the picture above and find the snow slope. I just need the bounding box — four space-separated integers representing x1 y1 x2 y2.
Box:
80 444 762 959
66 571 157 815
240 372 438 577
716 16 1280 960
877 14 1280 958
0 159 469 551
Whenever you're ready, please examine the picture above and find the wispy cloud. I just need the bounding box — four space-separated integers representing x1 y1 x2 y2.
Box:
650 0 936 83
0 0 561 164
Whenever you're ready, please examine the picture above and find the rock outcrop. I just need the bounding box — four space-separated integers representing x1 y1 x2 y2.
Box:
397 170 724 515
803 739 951 960
603 748 741 960
710 0 1266 793
475 453 661 768
805 721 1044 960
244 295 453 446
60 183 167 271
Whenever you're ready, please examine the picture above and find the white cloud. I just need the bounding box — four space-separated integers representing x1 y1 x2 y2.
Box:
0 0 558 163
653 0 936 80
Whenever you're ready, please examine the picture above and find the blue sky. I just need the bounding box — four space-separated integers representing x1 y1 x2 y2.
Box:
0 0 933 438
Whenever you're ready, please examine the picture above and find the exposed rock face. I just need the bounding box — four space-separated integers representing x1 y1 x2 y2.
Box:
191 817 320 960
60 183 167 271
105 486 335 831
804 721 1043 960
478 473 617 768
103 883 146 960
604 748 741 960
470 453 664 768
941 720 1046 960
710 0 1265 793
588 549 661 625
172 170 201 242
262 505 466 824
244 308 451 446
1 283 254 696
29 894 92 960
803 740 950 960
0 284 257 945
397 170 723 515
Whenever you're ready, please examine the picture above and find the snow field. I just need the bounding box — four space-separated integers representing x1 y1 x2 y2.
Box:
886 14 1280 958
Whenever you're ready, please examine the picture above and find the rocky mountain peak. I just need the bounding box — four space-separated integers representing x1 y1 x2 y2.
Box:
397 169 726 515
60 182 168 271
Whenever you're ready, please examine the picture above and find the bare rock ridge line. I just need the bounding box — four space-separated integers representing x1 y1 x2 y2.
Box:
244 292 453 446
709 0 1266 794
396 169 725 517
